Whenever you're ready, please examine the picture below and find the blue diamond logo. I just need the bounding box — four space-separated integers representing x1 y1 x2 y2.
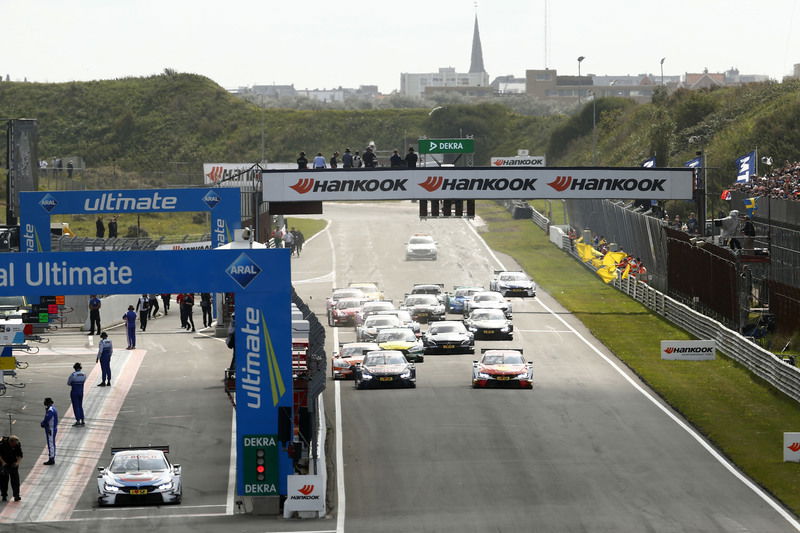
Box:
203 190 221 209
39 193 58 212
226 253 262 289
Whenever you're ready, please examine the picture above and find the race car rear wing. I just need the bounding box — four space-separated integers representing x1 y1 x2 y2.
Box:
480 348 524 355
111 445 170 455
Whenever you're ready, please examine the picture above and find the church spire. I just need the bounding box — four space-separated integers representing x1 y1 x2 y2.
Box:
469 15 485 74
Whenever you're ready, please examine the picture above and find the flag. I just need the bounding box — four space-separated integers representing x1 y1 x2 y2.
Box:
735 151 756 183
684 156 702 168
685 156 703 189
641 157 656 168
744 197 758 217
596 265 617 283
720 189 731 200
576 242 594 262
590 257 604 268
621 263 632 280
602 251 626 267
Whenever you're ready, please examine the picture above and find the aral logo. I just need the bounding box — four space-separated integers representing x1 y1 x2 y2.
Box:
548 176 572 192
298 484 314 495
290 178 315 194
203 190 221 209
39 193 58 212
419 176 443 192
226 253 262 289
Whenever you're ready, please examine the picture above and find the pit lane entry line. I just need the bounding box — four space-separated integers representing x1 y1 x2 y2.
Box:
0 349 145 524
463 218 800 531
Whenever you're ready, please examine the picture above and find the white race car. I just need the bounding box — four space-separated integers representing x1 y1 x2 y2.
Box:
489 270 536 297
97 446 182 506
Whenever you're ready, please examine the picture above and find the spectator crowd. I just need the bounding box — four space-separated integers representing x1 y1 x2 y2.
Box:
730 160 800 200
296 143 418 170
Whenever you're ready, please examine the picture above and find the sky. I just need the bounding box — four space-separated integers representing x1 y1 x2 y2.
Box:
4 0 800 93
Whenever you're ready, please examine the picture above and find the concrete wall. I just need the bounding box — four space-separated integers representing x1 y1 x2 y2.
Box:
78 294 141 332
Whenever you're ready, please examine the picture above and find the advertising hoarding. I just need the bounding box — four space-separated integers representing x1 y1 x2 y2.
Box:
262 167 694 202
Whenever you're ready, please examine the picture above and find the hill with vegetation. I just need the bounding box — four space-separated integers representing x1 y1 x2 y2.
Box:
0 71 560 171
3 71 800 211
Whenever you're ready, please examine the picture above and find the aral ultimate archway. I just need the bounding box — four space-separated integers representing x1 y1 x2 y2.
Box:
19 188 241 252
0 248 292 496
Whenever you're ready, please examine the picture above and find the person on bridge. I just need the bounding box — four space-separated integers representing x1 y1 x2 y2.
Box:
136 294 150 331
123 305 137 349
313 152 326 169
95 216 105 238
342 148 354 168
405 146 418 168
330 151 339 168
40 398 58 465
390 150 404 168
88 294 101 336
0 435 23 501
297 152 308 169
67 362 87 426
96 331 113 387
362 146 377 168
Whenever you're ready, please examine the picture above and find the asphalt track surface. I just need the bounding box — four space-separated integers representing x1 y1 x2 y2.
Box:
0 200 797 532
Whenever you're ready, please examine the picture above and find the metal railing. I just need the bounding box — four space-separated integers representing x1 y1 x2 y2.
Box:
502 200 800 404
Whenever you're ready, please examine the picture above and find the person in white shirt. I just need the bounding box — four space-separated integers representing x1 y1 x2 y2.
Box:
313 153 326 169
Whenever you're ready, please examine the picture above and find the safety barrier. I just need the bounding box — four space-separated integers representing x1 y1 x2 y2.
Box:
501 201 800 404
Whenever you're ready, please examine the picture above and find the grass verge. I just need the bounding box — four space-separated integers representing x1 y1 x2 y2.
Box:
477 200 800 514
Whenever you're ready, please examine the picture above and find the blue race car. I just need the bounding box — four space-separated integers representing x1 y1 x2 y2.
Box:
445 286 484 314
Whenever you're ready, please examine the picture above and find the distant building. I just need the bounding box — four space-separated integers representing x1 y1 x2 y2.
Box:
491 75 526 94
400 16 489 98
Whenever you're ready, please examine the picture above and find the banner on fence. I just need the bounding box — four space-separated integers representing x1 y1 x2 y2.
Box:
660 340 716 360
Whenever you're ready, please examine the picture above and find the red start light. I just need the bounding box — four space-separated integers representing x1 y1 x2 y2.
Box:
256 465 265 473
23 324 33 335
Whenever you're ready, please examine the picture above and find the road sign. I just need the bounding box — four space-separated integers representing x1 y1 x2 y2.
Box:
418 138 475 154
242 434 279 495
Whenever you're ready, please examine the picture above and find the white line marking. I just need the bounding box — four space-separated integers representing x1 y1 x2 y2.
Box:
227 408 237 515
71 504 227 513
463 218 800 531
515 329 574 333
326 222 346 533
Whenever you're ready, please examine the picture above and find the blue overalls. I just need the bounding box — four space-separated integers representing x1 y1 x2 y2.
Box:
125 310 137 349
68 370 87 424
98 338 113 385
41 405 59 462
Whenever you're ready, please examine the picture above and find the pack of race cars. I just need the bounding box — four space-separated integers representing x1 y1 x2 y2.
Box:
329 272 537 390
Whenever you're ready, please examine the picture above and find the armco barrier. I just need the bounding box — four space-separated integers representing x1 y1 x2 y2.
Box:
502 201 800 404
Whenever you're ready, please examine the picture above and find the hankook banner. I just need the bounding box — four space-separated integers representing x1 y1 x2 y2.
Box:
261 167 693 202
660 340 716 360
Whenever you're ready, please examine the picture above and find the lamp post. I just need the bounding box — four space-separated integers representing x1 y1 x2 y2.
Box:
660 57 665 85
577 56 585 104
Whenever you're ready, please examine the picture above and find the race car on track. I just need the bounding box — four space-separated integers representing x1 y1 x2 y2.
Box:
97 446 182 506
472 349 533 389
372 309 421 336
376 327 425 362
401 293 445 323
463 308 513 339
329 297 367 327
444 286 484 314
356 314 403 342
489 270 536 297
354 350 416 389
405 234 438 261
332 342 380 379
326 288 366 325
422 320 475 354
355 300 396 326
348 282 384 301
464 291 512 319
410 283 446 304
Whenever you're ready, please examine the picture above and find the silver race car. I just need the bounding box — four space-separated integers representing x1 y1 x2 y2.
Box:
97 446 182 506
